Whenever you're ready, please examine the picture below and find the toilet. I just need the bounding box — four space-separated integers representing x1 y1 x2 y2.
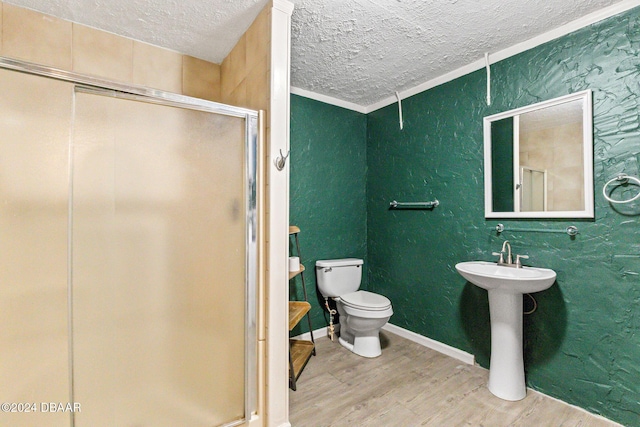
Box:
316 258 393 358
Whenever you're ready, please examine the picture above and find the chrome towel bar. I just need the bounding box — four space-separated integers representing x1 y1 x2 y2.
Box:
495 223 579 236
389 200 439 209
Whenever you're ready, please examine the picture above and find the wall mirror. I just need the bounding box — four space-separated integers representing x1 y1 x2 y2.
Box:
484 90 594 218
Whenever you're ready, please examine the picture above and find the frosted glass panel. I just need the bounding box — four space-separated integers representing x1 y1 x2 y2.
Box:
71 90 246 426
0 69 72 427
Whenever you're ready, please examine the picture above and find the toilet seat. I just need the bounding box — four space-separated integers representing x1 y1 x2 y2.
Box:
341 290 391 310
337 291 393 319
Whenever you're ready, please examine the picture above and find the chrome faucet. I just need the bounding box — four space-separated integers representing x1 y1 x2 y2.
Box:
501 240 512 265
492 240 528 268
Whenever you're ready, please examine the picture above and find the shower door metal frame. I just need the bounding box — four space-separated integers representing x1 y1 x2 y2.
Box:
0 56 259 427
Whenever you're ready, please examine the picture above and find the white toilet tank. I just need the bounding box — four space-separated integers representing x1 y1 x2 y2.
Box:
316 258 363 297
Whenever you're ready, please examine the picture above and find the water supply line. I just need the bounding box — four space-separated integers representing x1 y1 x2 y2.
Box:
524 293 537 315
324 298 337 341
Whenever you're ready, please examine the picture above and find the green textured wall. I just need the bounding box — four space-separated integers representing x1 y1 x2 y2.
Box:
367 7 640 426
290 7 640 425
289 94 368 336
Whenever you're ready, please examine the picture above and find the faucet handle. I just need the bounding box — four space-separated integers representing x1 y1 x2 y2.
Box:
492 251 505 264
515 254 529 268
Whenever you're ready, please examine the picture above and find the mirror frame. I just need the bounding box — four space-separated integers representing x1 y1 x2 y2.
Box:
483 89 594 219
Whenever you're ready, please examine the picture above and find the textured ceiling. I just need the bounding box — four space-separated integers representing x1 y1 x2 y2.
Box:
289 0 627 107
5 0 630 108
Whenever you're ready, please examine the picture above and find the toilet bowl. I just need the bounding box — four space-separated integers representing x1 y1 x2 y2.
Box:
316 259 393 358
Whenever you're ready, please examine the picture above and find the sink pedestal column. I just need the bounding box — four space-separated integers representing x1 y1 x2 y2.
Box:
487 289 526 401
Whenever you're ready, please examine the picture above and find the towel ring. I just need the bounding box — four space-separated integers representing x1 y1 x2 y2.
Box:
602 174 640 204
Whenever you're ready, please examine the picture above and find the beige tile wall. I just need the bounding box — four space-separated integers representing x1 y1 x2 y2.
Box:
2 3 72 70
183 55 221 101
133 40 183 94
221 4 271 111
72 22 134 82
0 1 221 101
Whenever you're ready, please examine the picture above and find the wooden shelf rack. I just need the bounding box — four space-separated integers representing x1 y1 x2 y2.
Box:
288 225 316 390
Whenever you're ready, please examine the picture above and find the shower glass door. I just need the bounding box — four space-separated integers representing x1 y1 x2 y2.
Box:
71 88 248 427
0 61 257 427
0 68 73 427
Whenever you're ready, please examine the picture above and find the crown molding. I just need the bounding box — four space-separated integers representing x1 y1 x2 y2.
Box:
290 86 367 113
367 0 640 112
292 0 640 114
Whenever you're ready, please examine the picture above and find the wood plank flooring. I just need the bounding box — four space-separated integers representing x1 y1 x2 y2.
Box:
289 331 622 427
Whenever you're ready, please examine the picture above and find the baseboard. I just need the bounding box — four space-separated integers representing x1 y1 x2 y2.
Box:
290 326 329 341
291 324 475 365
382 323 475 365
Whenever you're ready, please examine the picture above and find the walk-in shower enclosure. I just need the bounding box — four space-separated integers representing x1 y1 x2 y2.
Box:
0 59 258 427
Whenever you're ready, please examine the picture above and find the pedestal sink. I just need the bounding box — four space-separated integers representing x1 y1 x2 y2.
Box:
455 261 556 401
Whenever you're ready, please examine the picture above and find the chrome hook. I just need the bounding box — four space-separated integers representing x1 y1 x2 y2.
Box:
274 149 289 171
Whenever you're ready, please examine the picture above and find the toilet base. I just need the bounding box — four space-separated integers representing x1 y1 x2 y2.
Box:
338 332 382 358
333 295 391 359
338 336 353 351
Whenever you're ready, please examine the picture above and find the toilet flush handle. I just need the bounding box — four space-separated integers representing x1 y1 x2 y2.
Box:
324 267 332 273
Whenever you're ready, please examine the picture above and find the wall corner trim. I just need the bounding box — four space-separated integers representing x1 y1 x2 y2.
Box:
272 0 294 15
382 323 475 365
267 1 293 426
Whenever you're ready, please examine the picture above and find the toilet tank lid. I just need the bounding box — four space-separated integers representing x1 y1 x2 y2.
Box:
316 258 363 268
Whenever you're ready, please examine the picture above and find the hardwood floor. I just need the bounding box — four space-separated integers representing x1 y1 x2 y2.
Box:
289 331 621 427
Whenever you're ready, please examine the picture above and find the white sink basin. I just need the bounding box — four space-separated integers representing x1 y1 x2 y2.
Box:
455 261 556 293
455 260 556 401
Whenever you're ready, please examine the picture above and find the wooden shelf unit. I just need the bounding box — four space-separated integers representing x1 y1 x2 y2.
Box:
289 339 315 384
288 264 305 280
288 225 315 391
289 301 311 331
